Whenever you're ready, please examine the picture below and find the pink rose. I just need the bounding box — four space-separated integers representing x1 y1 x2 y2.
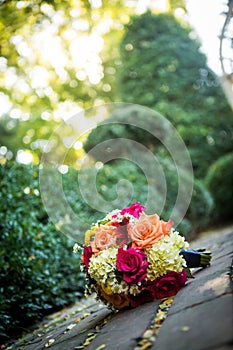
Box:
82 245 93 271
154 270 188 299
116 247 148 284
121 202 145 218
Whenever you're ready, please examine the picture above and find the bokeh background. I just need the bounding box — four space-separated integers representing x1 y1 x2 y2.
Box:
0 0 232 343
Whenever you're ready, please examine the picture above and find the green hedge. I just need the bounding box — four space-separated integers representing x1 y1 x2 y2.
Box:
0 162 84 341
63 158 214 238
149 157 214 237
205 152 233 220
117 12 233 178
187 179 214 233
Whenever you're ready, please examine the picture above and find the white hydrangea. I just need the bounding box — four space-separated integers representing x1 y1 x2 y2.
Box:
146 230 189 280
88 247 118 284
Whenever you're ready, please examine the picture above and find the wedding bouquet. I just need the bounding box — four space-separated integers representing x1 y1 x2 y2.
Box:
74 202 211 310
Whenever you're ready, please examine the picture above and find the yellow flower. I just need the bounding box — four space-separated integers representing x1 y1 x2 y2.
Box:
101 283 113 295
99 286 130 310
84 227 97 244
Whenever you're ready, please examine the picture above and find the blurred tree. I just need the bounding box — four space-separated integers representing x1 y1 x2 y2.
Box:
1 3 232 177
115 12 233 177
219 0 233 108
168 0 186 12
0 0 131 161
84 104 168 158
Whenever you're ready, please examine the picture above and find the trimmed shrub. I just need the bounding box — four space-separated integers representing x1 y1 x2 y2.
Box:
83 105 168 159
116 12 233 178
150 156 214 237
186 179 214 233
64 158 214 239
205 152 233 220
0 162 84 341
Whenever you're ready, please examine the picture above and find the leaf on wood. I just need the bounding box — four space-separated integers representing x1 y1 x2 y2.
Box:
44 338 55 347
95 345 106 350
66 323 76 330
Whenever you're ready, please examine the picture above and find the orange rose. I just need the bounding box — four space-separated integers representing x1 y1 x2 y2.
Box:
128 212 173 249
110 293 130 310
99 287 130 310
91 223 117 255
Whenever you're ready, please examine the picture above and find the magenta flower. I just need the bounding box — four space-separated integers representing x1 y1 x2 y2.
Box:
154 270 188 299
116 247 148 284
121 202 145 218
176 269 188 286
82 245 93 271
116 225 130 246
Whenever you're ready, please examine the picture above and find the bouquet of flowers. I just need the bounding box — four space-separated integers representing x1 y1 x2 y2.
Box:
74 202 211 310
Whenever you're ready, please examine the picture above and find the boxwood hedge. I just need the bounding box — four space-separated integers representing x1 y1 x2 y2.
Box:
205 152 233 220
0 162 84 341
64 158 214 238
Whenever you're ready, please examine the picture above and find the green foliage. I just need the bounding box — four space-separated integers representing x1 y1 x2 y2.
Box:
117 12 233 177
84 105 168 158
82 11 232 234
169 0 187 12
154 100 233 177
62 161 155 226
96 161 152 207
0 162 84 340
66 158 213 238
118 12 206 108
187 179 214 232
147 155 214 237
0 0 131 158
205 152 233 220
